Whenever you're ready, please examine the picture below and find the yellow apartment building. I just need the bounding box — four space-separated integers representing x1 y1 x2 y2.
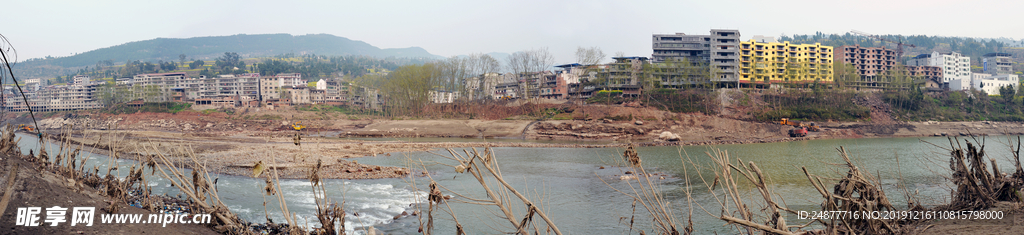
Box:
738 40 834 86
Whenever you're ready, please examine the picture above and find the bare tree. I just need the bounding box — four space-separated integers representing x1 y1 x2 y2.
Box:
436 56 469 94
464 53 500 100
575 46 606 66
506 48 555 100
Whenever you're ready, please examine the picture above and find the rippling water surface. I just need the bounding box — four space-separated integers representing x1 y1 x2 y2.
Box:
16 133 1022 234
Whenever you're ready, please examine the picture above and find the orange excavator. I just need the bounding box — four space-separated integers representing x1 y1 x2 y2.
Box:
18 124 34 132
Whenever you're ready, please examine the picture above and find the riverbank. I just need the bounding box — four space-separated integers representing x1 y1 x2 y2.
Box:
0 142 220 234
5 103 1024 180
21 118 1024 181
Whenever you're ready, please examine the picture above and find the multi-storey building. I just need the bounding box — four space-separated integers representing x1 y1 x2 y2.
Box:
906 51 971 85
983 52 1013 75
904 65 944 90
284 86 311 104
0 86 10 109
276 73 305 87
312 78 347 104
133 72 186 102
738 40 834 85
259 73 306 102
464 73 504 100
605 57 647 86
25 78 48 91
835 45 942 89
652 29 740 85
835 45 897 80
260 76 282 100
710 30 741 84
3 83 103 112
72 75 90 85
233 73 261 101
493 82 519 99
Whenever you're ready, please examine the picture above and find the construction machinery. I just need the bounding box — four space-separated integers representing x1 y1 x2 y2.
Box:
291 121 305 131
789 126 808 137
806 122 821 132
18 124 34 132
780 118 820 132
779 118 801 126
851 30 917 63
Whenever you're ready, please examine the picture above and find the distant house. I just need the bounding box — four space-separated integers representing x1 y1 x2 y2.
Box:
493 82 519 99
429 90 459 103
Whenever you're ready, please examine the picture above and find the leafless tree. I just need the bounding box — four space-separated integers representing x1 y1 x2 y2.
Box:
506 48 555 99
464 54 500 100
575 46 606 66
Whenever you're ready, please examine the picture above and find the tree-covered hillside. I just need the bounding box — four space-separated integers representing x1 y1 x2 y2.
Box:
6 34 442 82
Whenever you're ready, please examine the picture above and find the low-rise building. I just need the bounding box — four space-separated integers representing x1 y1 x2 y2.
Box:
951 74 1019 94
429 90 459 103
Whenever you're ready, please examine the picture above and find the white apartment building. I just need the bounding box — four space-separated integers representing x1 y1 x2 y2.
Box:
133 72 187 102
906 51 972 84
24 78 47 91
276 73 305 87
3 83 103 112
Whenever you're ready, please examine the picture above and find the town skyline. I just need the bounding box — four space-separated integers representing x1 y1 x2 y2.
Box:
4 0 1023 65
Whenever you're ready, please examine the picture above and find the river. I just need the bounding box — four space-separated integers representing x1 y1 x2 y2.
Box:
15 133 1022 234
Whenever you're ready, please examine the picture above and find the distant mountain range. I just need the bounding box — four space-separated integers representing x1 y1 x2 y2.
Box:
6 33 446 82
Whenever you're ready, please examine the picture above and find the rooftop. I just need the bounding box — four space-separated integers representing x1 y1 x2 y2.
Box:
984 52 1012 57
612 57 649 61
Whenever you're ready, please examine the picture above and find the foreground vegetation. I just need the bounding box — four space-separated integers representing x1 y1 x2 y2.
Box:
884 88 1024 121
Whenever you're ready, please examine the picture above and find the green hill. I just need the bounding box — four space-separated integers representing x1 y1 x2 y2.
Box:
7 33 443 82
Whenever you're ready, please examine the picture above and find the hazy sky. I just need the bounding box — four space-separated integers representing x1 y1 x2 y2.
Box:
4 0 1022 65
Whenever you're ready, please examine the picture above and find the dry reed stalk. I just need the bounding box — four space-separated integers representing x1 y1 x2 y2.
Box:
422 147 562 235
938 137 1024 211
599 144 686 234
308 159 347 235
0 161 20 217
687 145 922 235
146 143 249 233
